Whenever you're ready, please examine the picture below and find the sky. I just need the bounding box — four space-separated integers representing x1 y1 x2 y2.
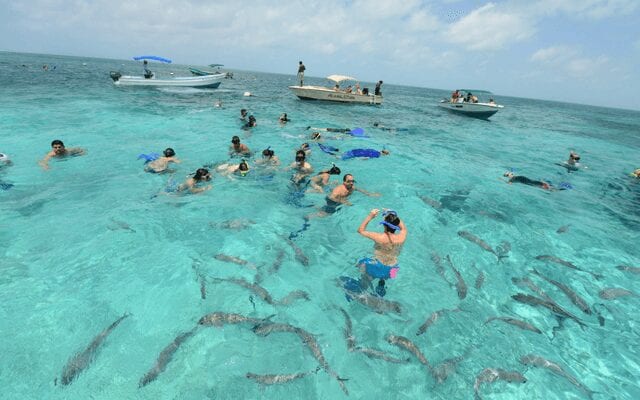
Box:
1 0 639 110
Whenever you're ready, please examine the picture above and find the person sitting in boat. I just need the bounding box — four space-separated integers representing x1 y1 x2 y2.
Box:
279 113 290 124
334 84 340 91
355 83 362 95
143 60 153 79
229 136 251 157
471 94 479 103
451 90 460 103
488 98 496 105
345 85 353 94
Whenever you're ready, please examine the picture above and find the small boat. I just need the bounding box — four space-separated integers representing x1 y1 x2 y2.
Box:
190 64 233 78
109 71 225 88
289 75 382 105
438 90 504 119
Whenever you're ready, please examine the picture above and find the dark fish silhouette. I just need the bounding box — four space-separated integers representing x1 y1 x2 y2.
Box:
446 255 467 300
531 269 591 315
246 366 321 385
520 354 594 399
473 368 526 400
485 316 542 334
61 313 130 385
139 327 197 387
535 255 603 280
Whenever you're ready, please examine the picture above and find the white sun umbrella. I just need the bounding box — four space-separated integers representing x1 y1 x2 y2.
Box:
326 74 358 83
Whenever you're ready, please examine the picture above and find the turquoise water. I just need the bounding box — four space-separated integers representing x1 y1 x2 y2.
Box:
1 51 639 399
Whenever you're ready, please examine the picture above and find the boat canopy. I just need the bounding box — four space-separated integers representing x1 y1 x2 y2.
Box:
208 64 224 68
326 75 358 83
458 89 493 94
133 55 172 63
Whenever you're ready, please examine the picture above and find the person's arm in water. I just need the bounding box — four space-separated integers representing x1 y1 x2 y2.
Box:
356 186 381 197
39 151 55 170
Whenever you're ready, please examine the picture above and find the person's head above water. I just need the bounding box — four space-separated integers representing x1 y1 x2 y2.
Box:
380 209 401 233
51 139 66 154
328 164 341 175
569 151 580 161
343 174 355 187
231 136 241 145
295 150 306 162
503 171 515 179
238 159 250 176
163 148 175 157
262 147 275 158
194 168 211 181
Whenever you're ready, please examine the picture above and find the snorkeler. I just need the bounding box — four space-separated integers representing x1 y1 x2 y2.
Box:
503 171 551 190
256 147 280 167
356 208 407 296
144 148 181 173
240 109 248 121
178 168 212 194
244 115 257 128
631 168 640 178
229 135 251 157
216 159 251 177
0 153 12 168
308 173 380 219
299 143 312 158
287 150 313 186
39 139 86 170
307 164 341 193
279 113 290 124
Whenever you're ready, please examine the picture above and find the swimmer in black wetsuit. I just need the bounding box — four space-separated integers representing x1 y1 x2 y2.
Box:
503 171 551 190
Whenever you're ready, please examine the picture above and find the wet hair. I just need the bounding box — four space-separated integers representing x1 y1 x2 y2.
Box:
163 148 175 157
262 148 275 157
383 213 401 233
231 136 240 144
328 165 341 175
295 150 306 162
343 174 353 182
239 160 249 171
249 115 256 121
240 109 247 114
51 139 64 147
194 168 210 180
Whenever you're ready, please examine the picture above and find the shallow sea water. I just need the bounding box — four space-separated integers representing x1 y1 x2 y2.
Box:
1 51 639 399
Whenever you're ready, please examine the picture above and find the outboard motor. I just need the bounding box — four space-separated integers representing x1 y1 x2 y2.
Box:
109 71 122 82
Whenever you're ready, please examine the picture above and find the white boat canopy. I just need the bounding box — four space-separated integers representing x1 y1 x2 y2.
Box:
326 75 358 83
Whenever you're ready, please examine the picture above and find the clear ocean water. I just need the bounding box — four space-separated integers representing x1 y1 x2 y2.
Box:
1 51 639 399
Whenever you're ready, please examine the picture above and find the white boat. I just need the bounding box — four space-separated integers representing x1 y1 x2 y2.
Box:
288 75 382 105
109 71 225 88
438 90 504 119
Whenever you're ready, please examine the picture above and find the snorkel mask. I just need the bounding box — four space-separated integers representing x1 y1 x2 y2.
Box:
379 209 401 232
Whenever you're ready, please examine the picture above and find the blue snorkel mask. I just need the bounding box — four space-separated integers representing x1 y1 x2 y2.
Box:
380 209 401 232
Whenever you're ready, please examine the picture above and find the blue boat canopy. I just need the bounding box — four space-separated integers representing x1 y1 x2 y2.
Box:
133 55 172 63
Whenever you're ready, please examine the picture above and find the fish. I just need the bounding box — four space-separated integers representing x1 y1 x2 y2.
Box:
433 354 467 384
198 312 273 327
416 308 456 336
446 255 467 300
386 334 432 371
61 313 130 385
249 295 256 311
475 270 485 290
269 248 286 273
213 254 257 270
341 285 402 314
251 321 300 337
295 327 349 395
211 277 275 304
556 224 570 234
430 252 453 286
531 269 591 315
210 218 256 230
353 346 410 364
473 368 526 400
199 276 207 300
277 290 311 305
457 231 504 260
420 195 443 211
283 237 310 266
338 307 356 351
520 354 594 398
511 293 585 328
535 255 603 280
484 317 542 334
496 241 511 258
616 265 640 274
107 218 136 232
246 366 321 385
512 276 555 303
598 288 636 300
139 327 197 387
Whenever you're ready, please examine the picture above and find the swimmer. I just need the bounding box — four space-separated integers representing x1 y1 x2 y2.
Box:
39 139 86 170
300 142 312 158
631 168 640 178
356 208 407 295
307 173 380 219
240 109 248 121
145 148 181 173
214 100 223 108
307 164 341 193
229 136 251 157
279 113 290 124
216 159 251 177
178 168 212 194
244 115 257 128
286 150 313 186
567 151 581 166
256 147 280 167
0 153 12 167
503 171 551 190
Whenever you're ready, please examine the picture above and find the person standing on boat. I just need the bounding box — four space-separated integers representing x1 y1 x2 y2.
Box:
374 80 383 96
143 60 153 79
297 61 306 86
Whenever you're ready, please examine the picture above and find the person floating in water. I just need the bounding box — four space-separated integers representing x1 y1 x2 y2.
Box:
356 208 407 296
630 168 640 178
0 152 14 190
341 148 390 160
178 168 212 194
308 173 379 218
287 150 313 186
279 113 289 124
244 115 257 128
229 136 251 157
144 148 181 173
216 159 251 178
307 164 341 193
256 147 280 167
39 139 86 170
503 171 555 190
240 109 248 121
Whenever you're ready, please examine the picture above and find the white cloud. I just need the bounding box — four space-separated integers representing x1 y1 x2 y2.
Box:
445 3 535 51
530 45 610 78
524 0 639 20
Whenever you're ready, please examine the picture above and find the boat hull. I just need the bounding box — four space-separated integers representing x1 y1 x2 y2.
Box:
438 101 503 119
288 85 382 105
111 73 225 88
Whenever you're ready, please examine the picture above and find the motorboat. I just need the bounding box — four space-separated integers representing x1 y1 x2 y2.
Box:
288 75 382 105
190 64 233 79
109 71 225 88
438 90 504 119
